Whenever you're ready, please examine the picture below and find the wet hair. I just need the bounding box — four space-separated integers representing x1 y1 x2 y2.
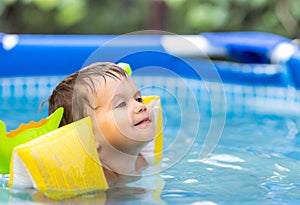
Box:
48 62 128 127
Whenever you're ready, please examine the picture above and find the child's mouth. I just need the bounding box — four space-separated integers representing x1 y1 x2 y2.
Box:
134 118 151 126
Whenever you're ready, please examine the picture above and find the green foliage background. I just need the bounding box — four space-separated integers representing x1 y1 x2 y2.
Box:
0 0 300 38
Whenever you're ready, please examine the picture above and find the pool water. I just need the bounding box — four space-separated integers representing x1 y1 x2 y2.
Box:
162 114 300 204
1 75 300 204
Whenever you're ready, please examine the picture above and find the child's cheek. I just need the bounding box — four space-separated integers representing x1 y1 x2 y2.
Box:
112 109 132 132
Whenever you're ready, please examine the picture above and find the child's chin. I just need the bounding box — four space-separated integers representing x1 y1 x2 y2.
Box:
137 130 156 143
144 130 156 142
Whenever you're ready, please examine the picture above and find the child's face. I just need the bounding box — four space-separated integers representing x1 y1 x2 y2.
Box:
93 74 155 154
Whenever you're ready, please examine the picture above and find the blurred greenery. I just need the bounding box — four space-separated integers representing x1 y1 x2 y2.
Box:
0 0 299 38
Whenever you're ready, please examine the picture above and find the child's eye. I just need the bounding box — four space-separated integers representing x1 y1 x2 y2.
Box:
136 97 143 103
116 101 127 108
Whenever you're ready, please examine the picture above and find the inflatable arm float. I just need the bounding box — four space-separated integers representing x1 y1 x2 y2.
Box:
0 107 63 174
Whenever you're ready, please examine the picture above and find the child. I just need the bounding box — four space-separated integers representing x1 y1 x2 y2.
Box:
47 62 156 186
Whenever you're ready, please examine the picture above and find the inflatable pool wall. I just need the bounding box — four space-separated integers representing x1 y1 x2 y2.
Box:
1 32 299 88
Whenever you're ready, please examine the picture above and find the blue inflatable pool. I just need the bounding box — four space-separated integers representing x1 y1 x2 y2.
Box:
2 32 300 205
1 32 300 88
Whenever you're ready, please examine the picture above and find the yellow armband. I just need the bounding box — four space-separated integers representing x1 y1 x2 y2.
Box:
0 107 63 174
141 96 163 165
9 117 108 200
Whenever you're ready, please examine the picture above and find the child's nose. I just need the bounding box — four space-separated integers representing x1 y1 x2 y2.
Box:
134 101 147 113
